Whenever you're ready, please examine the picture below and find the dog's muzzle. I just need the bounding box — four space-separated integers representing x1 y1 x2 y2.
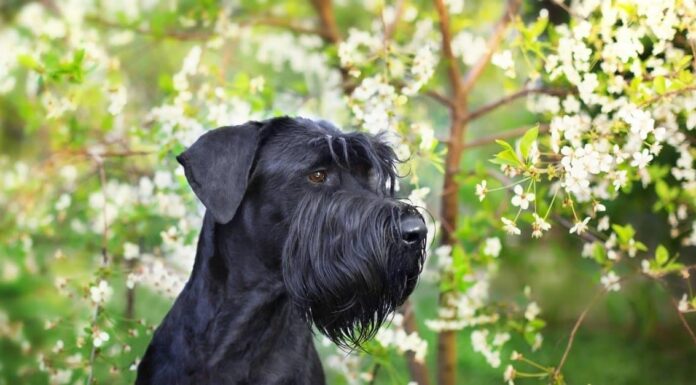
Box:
281 192 427 348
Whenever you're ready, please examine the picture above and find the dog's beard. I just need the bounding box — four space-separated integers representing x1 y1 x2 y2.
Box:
282 192 426 349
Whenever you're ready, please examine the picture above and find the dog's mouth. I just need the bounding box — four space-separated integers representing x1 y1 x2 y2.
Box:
391 242 426 303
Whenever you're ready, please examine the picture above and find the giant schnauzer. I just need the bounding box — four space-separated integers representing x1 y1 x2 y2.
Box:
136 117 427 385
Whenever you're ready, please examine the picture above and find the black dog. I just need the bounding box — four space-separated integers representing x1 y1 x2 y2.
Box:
135 117 427 385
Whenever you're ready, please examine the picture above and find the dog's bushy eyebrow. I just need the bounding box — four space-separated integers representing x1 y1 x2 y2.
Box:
309 132 399 196
252 118 399 195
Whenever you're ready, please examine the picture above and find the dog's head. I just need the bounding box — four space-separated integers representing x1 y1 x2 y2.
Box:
177 117 426 349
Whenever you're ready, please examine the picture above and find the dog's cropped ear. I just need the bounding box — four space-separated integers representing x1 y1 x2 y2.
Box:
177 122 261 224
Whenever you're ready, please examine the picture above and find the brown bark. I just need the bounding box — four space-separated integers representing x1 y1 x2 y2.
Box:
432 1 466 384
432 1 522 384
402 301 432 385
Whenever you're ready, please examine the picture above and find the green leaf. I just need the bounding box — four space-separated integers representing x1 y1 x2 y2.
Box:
495 139 515 152
593 243 606 264
490 149 522 167
663 262 685 273
523 330 537 347
675 55 693 71
528 16 549 39
634 241 648 252
653 76 666 95
612 224 635 244
17 54 42 71
519 125 539 161
490 141 522 167
452 244 471 291
528 318 546 330
655 245 669 266
655 180 670 200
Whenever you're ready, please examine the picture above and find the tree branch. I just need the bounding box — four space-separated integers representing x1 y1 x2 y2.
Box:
423 89 455 109
653 278 696 346
401 301 431 385
88 15 327 42
465 87 569 123
669 295 696 345
462 123 550 150
432 1 465 384
86 15 214 41
460 0 522 96
310 0 342 43
86 158 111 385
72 149 156 159
553 286 605 381
433 0 463 105
639 85 696 107
383 0 406 41
241 17 328 39
310 0 356 95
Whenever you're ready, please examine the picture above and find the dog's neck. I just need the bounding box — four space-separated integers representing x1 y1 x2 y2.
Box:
187 211 289 357
137 211 323 384
184 209 304 355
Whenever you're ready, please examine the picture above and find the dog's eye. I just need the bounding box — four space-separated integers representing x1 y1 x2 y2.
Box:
308 170 327 184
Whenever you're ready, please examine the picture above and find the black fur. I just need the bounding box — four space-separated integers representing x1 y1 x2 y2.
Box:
136 117 426 385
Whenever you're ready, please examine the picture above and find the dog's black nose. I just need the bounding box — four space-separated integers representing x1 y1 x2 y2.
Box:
400 214 427 245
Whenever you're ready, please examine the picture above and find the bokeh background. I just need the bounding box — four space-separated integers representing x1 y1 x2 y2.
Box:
1 0 695 384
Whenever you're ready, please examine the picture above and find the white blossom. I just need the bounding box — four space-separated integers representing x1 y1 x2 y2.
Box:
92 329 110 347
123 242 140 260
630 149 653 169
502 218 521 235
504 365 516 385
107 85 128 115
491 50 515 78
601 271 621 292
511 185 534 210
569 217 591 235
531 213 551 238
475 180 488 201
524 301 541 321
678 294 690 312
89 280 113 304
483 237 501 257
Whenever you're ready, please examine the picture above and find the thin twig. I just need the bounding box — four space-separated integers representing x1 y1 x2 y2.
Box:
367 363 381 385
465 87 569 123
71 149 156 159
310 0 355 94
653 278 696 346
86 15 213 41
401 301 431 385
460 0 523 96
462 123 549 150
86 159 111 385
639 85 696 107
240 17 328 38
97 162 109 265
433 0 463 104
383 0 405 41
423 89 455 108
87 15 326 42
553 287 605 380
669 295 696 345
310 0 342 43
